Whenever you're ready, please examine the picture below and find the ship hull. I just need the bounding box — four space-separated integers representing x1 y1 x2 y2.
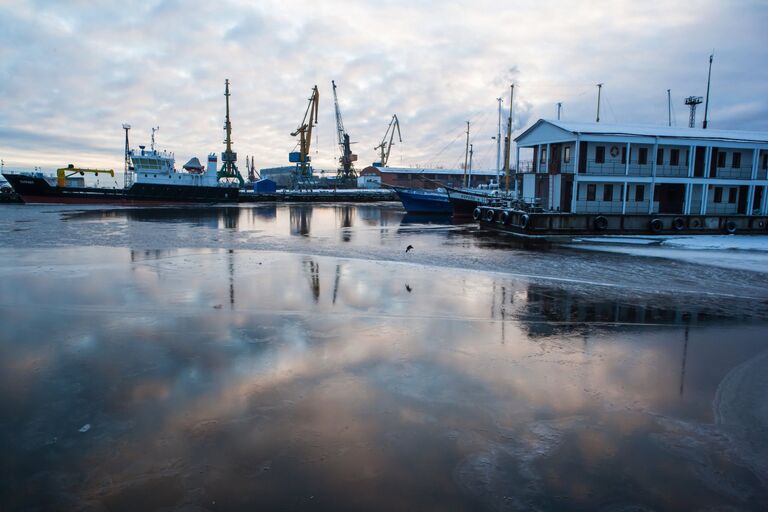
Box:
392 186 452 214
3 174 238 204
445 186 499 217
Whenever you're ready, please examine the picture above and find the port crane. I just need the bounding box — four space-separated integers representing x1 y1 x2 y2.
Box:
219 79 245 187
56 164 114 187
331 80 357 186
373 114 402 167
290 85 320 189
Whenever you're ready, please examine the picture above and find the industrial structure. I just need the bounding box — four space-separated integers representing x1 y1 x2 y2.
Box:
331 80 358 186
218 79 245 187
373 114 402 167
290 85 320 189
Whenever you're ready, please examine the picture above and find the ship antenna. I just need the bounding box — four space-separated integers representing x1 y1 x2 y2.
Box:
122 123 132 188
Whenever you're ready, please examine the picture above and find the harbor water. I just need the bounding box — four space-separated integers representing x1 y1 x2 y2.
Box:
1 203 767 511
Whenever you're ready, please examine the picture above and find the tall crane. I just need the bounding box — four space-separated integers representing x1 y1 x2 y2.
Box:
290 85 320 189
331 80 357 185
219 79 245 187
373 114 402 167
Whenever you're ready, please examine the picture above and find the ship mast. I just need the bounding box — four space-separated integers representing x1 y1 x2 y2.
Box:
503 84 514 193
463 121 470 187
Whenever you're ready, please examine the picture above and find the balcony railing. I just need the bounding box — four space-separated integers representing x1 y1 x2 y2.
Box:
656 164 689 177
714 166 753 179
582 160 653 176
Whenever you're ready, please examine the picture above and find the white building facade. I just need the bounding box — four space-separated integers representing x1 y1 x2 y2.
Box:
513 120 768 216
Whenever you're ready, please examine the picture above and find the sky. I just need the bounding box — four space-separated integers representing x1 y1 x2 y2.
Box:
1 0 767 176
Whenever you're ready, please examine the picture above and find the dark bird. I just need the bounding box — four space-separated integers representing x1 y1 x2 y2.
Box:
405 284 412 293
405 245 414 253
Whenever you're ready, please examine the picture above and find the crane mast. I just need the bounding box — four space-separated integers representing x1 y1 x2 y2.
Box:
290 85 320 189
219 79 245 187
374 114 402 167
331 80 357 185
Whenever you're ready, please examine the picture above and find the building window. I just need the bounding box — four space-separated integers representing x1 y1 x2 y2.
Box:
639 147 648 165
563 146 571 163
732 152 741 168
587 184 596 201
717 151 726 168
670 149 680 166
595 146 605 164
763 153 768 170
656 148 664 165
603 184 613 201
685 149 690 166
714 187 723 203
635 184 645 202
541 148 547 164
728 188 737 204
620 147 633 164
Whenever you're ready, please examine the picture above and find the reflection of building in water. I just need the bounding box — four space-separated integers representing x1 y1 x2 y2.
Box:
355 205 383 226
303 259 320 302
511 283 745 339
219 207 239 230
289 206 312 236
337 206 353 242
250 205 277 220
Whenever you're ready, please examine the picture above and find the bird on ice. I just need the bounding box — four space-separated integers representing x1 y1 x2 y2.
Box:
405 245 414 253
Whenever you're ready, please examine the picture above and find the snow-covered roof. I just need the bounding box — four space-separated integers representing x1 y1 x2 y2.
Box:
515 119 768 145
369 166 499 176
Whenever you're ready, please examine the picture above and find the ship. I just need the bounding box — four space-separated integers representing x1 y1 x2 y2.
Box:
444 184 503 217
391 185 452 214
3 152 239 205
3 79 244 205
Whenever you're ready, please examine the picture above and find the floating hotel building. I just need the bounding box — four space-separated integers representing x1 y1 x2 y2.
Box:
512 120 768 216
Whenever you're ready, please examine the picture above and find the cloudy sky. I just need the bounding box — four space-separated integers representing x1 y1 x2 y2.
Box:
1 0 767 175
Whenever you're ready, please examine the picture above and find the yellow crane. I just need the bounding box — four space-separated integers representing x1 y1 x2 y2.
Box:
290 85 319 189
56 164 114 187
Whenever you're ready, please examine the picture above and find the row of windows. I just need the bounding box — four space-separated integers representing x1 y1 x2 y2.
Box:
585 184 646 202
545 146 768 170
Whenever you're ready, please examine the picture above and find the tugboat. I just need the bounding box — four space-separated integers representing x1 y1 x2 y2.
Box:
3 80 244 205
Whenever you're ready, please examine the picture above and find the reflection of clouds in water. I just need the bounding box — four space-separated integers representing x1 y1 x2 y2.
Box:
2 247 768 509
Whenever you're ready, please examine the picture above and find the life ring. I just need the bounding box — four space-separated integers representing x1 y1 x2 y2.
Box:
500 211 510 224
610 146 620 157
484 209 495 222
520 213 530 229
649 218 664 233
472 207 482 221
672 217 685 231
724 220 737 234
690 218 702 228
593 215 608 231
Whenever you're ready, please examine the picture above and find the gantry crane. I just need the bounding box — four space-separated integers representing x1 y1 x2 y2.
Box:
373 114 402 167
331 80 357 186
290 85 320 189
219 79 245 187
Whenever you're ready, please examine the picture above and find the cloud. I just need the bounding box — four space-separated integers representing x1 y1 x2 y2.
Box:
0 0 766 173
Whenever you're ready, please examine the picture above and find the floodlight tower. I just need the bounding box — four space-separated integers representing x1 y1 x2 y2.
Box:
684 96 703 128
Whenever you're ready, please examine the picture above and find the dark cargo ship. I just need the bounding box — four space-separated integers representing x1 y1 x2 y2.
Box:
3 151 238 205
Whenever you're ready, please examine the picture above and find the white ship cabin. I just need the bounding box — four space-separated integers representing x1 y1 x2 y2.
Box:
130 146 230 187
513 120 768 215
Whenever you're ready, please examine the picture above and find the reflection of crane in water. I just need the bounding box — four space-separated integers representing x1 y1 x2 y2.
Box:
304 259 320 302
332 264 342 304
337 206 353 242
289 206 312 236
228 249 235 308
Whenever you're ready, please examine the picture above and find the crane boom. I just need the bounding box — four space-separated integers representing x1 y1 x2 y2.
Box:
374 114 402 167
57 164 114 187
